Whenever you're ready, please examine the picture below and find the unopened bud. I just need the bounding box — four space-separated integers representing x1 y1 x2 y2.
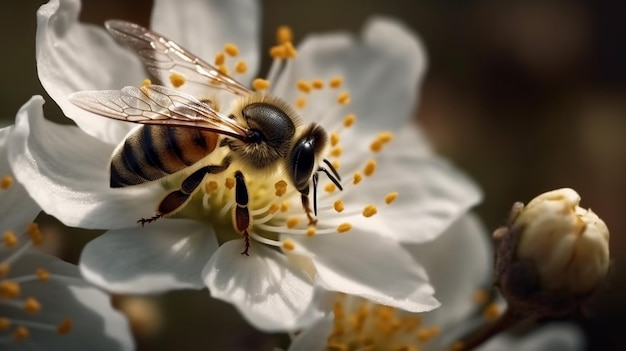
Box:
494 188 609 317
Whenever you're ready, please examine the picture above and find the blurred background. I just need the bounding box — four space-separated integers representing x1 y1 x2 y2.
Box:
1 0 624 350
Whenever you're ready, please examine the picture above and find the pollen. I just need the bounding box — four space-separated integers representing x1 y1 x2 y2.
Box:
224 43 239 57
205 180 219 193
337 223 352 233
276 25 293 45
337 91 351 105
385 192 398 204
353 172 363 185
306 226 316 237
274 180 288 197
286 217 300 229
296 80 312 93
214 52 225 66
252 78 271 91
334 200 345 213
331 146 343 158
0 317 9 329
225 178 235 190
1 175 13 189
36 268 50 281
281 240 296 251
57 318 72 334
483 303 501 321
473 289 489 304
169 72 185 88
27 223 43 245
3 230 18 248
0 281 20 299
417 326 441 342
268 203 280 214
269 45 287 59
378 131 394 144
330 132 340 147
24 297 41 313
283 42 297 58
370 139 384 153
311 79 324 89
329 76 343 88
295 97 307 109
235 60 248 74
280 201 290 212
13 326 29 341
141 79 152 87
363 160 377 177
325 183 336 193
0 263 9 277
343 114 356 127
332 160 341 170
362 205 378 218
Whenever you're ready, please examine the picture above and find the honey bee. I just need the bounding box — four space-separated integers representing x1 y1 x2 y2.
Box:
69 21 342 255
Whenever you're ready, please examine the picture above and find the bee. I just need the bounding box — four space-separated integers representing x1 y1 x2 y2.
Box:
69 21 342 255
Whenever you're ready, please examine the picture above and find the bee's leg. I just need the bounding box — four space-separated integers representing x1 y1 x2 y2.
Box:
138 157 232 226
300 173 319 226
233 171 251 255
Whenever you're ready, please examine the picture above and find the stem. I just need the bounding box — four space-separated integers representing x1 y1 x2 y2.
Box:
455 308 520 351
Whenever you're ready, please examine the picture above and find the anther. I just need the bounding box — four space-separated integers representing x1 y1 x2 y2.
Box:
252 78 271 91
343 114 356 127
296 80 312 93
141 79 152 87
0 317 10 329
269 45 287 59
286 217 300 229
370 139 384 153
224 43 239 57
385 192 398 204
281 240 296 251
235 60 248 74
24 297 41 313
363 160 377 177
417 326 441 342
36 268 50 281
268 203 280 214
280 201 290 212
276 25 293 45
0 281 20 298
205 181 219 193
13 326 29 341
332 160 341 170
331 146 343 158
450 341 465 351
337 223 352 233
334 200 345 213
353 172 363 185
214 52 225 66
27 223 43 245
330 132 340 147
274 180 288 197
473 289 489 304
306 226 316 237
330 76 343 88
325 183 336 193
337 92 351 105
483 303 501 321
1 175 13 189
283 42 297 58
0 263 9 277
312 79 324 89
362 205 378 218
57 318 72 334
169 72 185 88
378 131 394 143
217 64 229 76
225 178 235 190
295 97 307 108
3 230 18 248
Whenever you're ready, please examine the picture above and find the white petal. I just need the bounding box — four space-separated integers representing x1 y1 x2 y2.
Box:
2 250 134 351
290 230 440 313
0 123 40 234
151 0 260 85
8 96 163 229
36 0 142 143
287 314 333 351
80 219 217 293
276 17 426 134
479 323 584 351
408 214 492 328
202 240 316 331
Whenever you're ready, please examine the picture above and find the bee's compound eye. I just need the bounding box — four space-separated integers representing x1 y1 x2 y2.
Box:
289 124 328 192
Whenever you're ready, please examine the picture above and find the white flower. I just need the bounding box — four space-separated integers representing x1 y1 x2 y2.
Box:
288 215 584 351
1 110 134 351
11 0 481 331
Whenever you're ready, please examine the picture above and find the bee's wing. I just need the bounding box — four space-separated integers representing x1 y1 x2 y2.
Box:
69 84 250 140
105 20 252 96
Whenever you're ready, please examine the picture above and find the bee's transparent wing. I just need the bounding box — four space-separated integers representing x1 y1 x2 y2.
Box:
105 20 252 96
69 85 250 140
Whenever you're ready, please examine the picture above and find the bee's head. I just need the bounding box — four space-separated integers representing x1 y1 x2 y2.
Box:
287 124 328 194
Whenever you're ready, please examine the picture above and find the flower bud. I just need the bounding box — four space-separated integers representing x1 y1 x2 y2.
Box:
493 188 609 317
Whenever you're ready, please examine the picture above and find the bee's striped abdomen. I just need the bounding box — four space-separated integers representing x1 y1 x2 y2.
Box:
110 125 218 187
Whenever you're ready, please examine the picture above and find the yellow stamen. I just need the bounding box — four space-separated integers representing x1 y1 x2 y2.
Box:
224 43 239 57
295 97 307 109
1 175 13 189
385 192 398 204
3 230 18 248
0 281 20 299
169 72 185 88
370 139 384 153
362 205 378 218
36 268 50 281
269 45 287 59
473 289 489 304
330 132 340 147
235 60 248 74
268 203 280 214
27 223 43 245
306 226 316 237
214 52 225 66
205 181 219 193
343 114 356 127
0 263 9 277
225 178 235 190
329 76 343 88
217 64 229 76
283 42 297 58
328 342 349 351
378 131 394 143
252 78 270 91
332 160 341 170
24 297 41 313
311 79 324 89
296 80 312 93
276 25 293 45
280 201 290 212
353 172 363 185
450 341 465 351
13 326 29 341
331 146 343 158
141 79 152 87
274 180 288 197
337 91 351 105
483 303 501 320
363 160 377 177
325 183 336 193
286 217 300 229
337 223 352 233
333 200 345 213
57 318 72 334
417 326 441 342
0 317 10 330
281 240 296 251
